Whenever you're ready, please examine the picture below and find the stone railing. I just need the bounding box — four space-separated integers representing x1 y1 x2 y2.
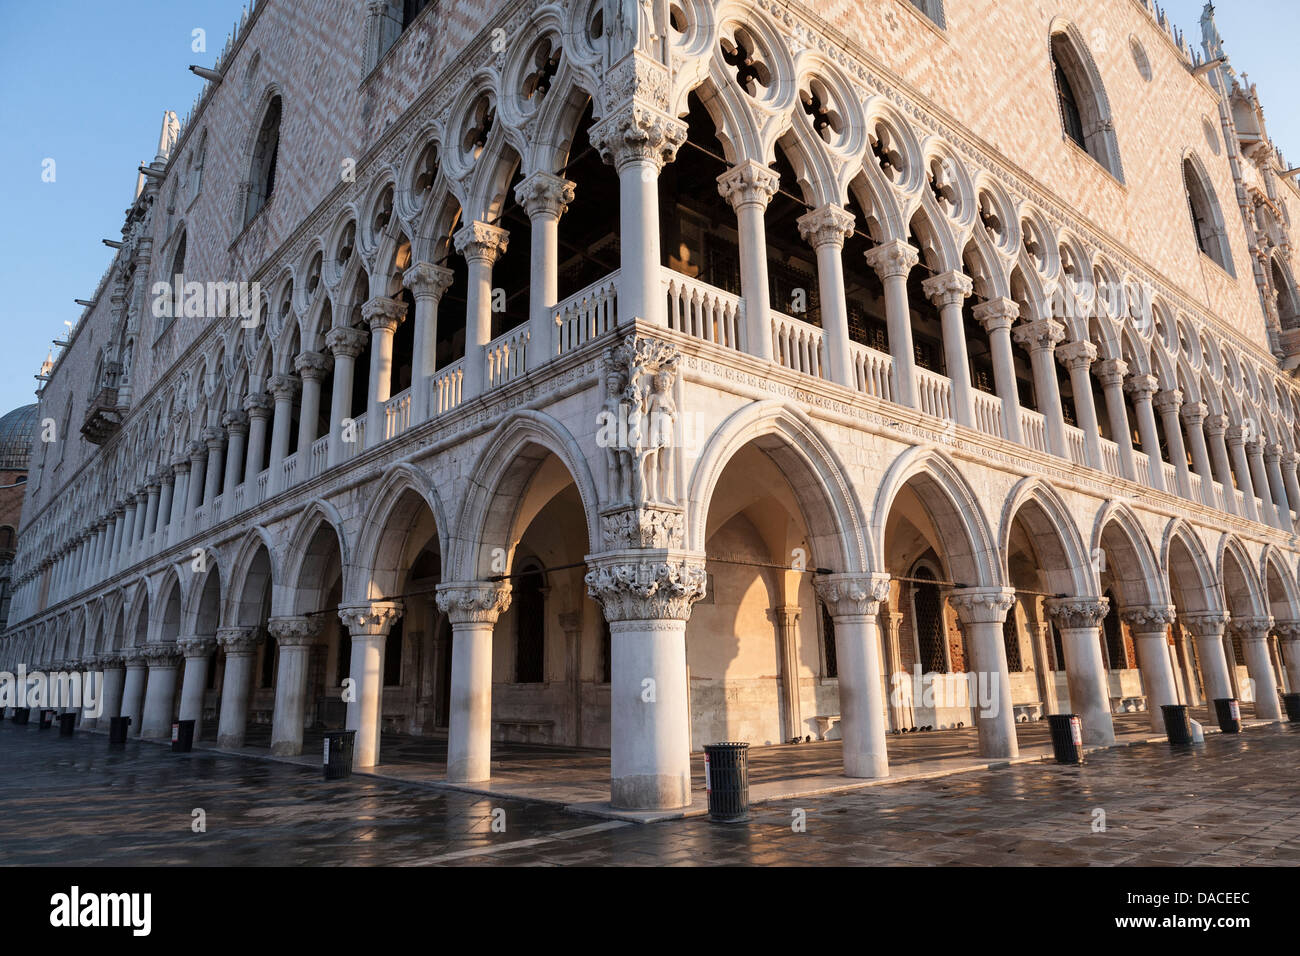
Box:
915 367 952 421
665 270 744 350
973 389 1002 439
771 311 824 377
486 325 530 390
850 342 892 400
383 388 412 441
309 435 329 479
1020 409 1047 454
554 272 618 356
431 360 463 416
1064 423 1087 466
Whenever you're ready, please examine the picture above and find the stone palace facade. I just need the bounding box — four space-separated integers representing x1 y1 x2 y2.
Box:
4 0 1300 809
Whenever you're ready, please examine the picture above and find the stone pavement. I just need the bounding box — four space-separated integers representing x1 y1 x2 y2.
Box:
1 716 1297 866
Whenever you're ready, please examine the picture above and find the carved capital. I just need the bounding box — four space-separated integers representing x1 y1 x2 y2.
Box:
294 351 332 381
514 171 576 220
338 602 404 637
972 297 1019 332
921 270 974 309
267 615 325 647
177 636 216 659
1011 318 1066 352
221 409 250 435
795 203 856 250
361 295 408 333
267 373 301 400
717 160 781 212
1181 611 1230 639
1123 373 1160 400
141 643 182 667
1263 442 1283 465
948 587 1016 625
216 626 261 656
589 103 688 173
1046 596 1109 630
813 573 891 619
452 221 510 265
863 239 920 280
584 552 707 623
1055 339 1098 371
1153 388 1184 414
325 325 368 359
1180 401 1208 426
1120 604 1176 630
1274 621 1300 642
434 584 511 625
1094 357 1129 388
201 425 226 450
402 261 455 300
243 391 274 417
1229 616 1273 642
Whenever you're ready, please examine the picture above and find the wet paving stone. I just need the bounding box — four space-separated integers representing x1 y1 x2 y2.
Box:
1 719 1298 865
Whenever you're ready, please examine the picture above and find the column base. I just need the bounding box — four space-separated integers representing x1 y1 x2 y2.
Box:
611 772 691 811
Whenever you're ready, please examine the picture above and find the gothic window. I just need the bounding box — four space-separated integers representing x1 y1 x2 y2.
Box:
1049 30 1123 180
188 130 206 205
1182 157 1233 273
1002 610 1023 671
909 0 945 28
912 567 946 674
384 617 403 686
260 634 276 688
244 96 282 226
819 599 838 678
514 564 545 683
403 0 432 29
1271 258 1300 331
1103 594 1126 668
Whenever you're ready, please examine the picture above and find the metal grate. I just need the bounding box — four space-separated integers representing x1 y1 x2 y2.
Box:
913 569 946 674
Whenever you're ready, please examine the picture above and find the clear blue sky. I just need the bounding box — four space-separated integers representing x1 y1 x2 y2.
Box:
0 1 1295 418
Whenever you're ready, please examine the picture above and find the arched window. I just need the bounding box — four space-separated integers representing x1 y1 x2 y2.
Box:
911 566 947 674
514 564 545 683
908 0 945 28
188 130 207 204
244 96 282 225
1182 156 1233 273
819 599 838 678
1272 257 1300 331
384 616 403 686
166 231 187 324
1103 591 1126 668
1002 605 1024 671
1050 29 1123 180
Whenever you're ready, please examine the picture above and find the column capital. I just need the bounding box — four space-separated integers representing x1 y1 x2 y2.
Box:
589 102 688 173
514 170 576 219
948 586 1016 625
972 296 1019 332
267 373 301 400
170 454 192 474
293 351 332 382
813 572 891 619
453 220 510 266
221 409 250 435
1152 388 1183 414
1180 401 1208 426
1094 357 1129 387
1119 604 1176 629
99 654 124 669
144 476 163 494
717 160 781 212
267 615 325 647
584 551 707 623
177 635 217 658
1011 318 1066 352
1225 424 1251 447
216 626 262 656
361 295 408 333
1263 441 1283 464
122 646 149 667
1274 621 1300 641
921 270 974 309
1055 339 1098 371
186 439 208 462
141 643 183 667
863 239 920 280
1045 596 1109 629
338 601 404 636
133 488 149 504
1181 610 1229 638
1204 413 1229 437
201 425 226 451
1229 615 1274 642
1123 373 1160 400
795 203 855 250
435 582 513 625
325 325 369 358
402 261 455 301
243 391 274 418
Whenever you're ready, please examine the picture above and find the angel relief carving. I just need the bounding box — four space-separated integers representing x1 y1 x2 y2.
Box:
598 332 680 508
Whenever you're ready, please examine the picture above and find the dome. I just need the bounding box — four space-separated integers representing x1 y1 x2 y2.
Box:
0 404 38 471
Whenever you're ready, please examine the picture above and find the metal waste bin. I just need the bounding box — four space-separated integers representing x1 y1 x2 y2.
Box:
1283 693 1300 722
57 713 76 737
108 715 130 746
1161 704 1194 745
1047 713 1084 764
171 719 195 753
703 741 750 823
13 707 30 725
323 730 356 780
1213 697 1241 734
38 709 55 730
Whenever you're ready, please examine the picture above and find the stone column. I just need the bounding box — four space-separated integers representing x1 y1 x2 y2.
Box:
1031 618 1062 715
222 411 249 493
515 172 576 366
559 610 583 746
325 327 367 466
1276 622 1300 695
814 573 892 777
770 605 804 742
1121 606 1180 733
140 644 183 739
1045 597 1116 745
1264 442 1293 530
402 262 455 421
973 298 1023 444
719 162 780 363
360 295 407 446
1223 425 1260 521
1246 437 1280 528
337 602 404 769
120 496 139 566
267 373 302 472
268 616 324 756
586 552 705 809
1057 340 1103 469
452 224 508 401
108 507 125 571
119 648 149 737
142 480 161 544
923 271 976 428
201 426 226 506
1182 612 1234 703
948 587 1018 758
864 240 921 408
1204 415 1238 514
185 441 207 513
590 103 687 329
1012 318 1068 458
1232 617 1282 720
167 458 189 545
1124 374 1165 491
1180 401 1217 507
243 392 273 482
1095 358 1136 480
433 584 511 782
1281 452 1300 528
99 654 125 723
215 627 262 749
156 469 174 537
1154 389 1192 499
176 636 216 739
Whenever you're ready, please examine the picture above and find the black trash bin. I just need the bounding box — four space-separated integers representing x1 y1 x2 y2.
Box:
1161 704 1194 745
38 709 55 730
13 707 30 725
57 713 76 737
108 715 130 746
1214 697 1242 734
1283 693 1300 722
171 719 195 753
1047 713 1084 764
323 730 355 780
704 742 751 823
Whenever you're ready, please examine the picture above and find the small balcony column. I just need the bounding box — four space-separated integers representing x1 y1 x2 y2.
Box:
119 497 139 567
1123 374 1165 491
864 240 921 408
1281 450 1300 526
294 352 331 451
1180 402 1217 508
1153 389 1192 500
1203 415 1238 515
201 426 226 507
243 392 273 483
267 374 302 472
452 225 508 402
1246 437 1281 528
922 271 976 428
402 263 455 422
1095 358 1137 481
972 298 1023 444
156 469 174 536
1226 425 1261 522
167 457 190 545
1264 442 1293 530
360 295 407 447
1012 318 1068 458
325 327 367 466
142 480 161 544
796 203 856 386
107 505 124 572
221 411 249 496
515 172 576 367
185 441 208 515
1056 341 1102 469
720 161 781 364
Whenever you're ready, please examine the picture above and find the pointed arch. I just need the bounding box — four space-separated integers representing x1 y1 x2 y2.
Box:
998 478 1096 598
1160 518 1222 614
350 463 451 603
